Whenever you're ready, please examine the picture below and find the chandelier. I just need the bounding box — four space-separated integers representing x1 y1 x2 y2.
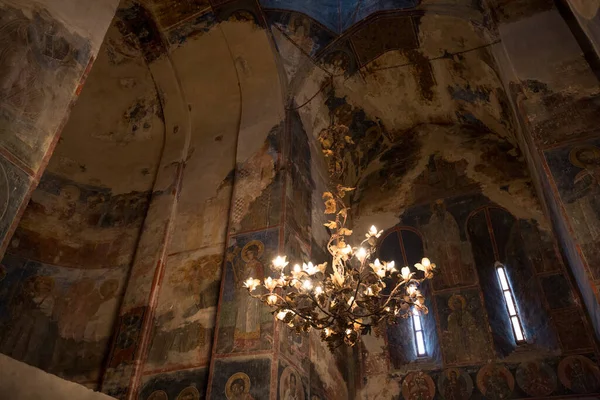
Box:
243 185 436 349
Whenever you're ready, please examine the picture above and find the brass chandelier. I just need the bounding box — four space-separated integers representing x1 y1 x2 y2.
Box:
243 185 436 349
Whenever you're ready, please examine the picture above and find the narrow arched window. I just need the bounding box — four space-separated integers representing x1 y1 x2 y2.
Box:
411 308 426 356
495 262 526 343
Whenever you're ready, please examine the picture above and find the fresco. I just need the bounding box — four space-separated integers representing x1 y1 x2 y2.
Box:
476 364 514 400
139 368 208 400
278 360 307 400
259 0 419 33
145 248 222 371
544 138 600 278
0 254 125 384
421 200 477 291
216 229 279 354
558 355 600 394
402 372 435 400
437 368 473 400
436 290 491 366
265 10 336 56
515 361 557 397
0 4 90 172
209 358 271 400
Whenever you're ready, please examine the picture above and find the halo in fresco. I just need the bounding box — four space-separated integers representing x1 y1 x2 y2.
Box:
147 390 168 400
176 386 200 400
226 372 252 399
279 366 305 400
516 361 556 397
437 368 473 400
241 240 265 262
476 364 514 400
558 355 600 394
402 371 435 400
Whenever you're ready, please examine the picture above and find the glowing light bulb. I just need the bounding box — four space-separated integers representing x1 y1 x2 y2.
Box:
356 247 367 262
369 225 378 235
345 329 352 335
324 328 331 337
315 286 323 295
421 257 430 267
303 279 313 290
276 310 287 320
267 294 278 305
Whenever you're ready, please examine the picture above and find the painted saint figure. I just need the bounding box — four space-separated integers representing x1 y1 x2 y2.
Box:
516 361 556 397
226 373 255 400
564 146 600 268
442 294 489 364
477 364 514 400
232 241 265 350
439 369 472 400
283 373 299 400
423 200 475 289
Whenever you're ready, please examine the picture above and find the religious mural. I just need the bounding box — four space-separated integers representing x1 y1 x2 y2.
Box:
278 363 307 400
476 364 514 400
209 358 271 400
421 200 476 290
216 229 278 354
515 361 557 397
0 254 125 383
544 139 600 278
145 248 221 371
138 368 208 400
437 368 473 400
0 4 90 171
437 291 491 366
402 372 436 400
558 355 600 394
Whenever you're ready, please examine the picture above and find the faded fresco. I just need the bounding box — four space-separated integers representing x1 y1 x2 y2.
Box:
216 229 279 354
210 358 271 400
544 139 600 277
0 255 124 384
0 14 163 388
0 4 91 171
436 290 491 366
145 248 221 371
139 368 208 400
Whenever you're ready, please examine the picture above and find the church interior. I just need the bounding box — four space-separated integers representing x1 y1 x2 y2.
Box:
1 0 600 399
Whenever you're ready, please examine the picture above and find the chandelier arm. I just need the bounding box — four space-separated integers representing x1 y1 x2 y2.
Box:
306 292 336 319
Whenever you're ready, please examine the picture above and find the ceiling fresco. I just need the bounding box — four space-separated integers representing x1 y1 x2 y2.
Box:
259 0 420 33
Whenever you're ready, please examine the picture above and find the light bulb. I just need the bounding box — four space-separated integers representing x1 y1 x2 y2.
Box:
421 257 430 267
272 255 289 269
324 328 331 337
356 247 367 262
345 329 352 335
276 310 287 320
267 294 278 305
315 286 323 295
303 279 313 290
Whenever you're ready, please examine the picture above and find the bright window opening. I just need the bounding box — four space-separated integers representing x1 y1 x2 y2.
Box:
412 308 426 356
496 264 526 343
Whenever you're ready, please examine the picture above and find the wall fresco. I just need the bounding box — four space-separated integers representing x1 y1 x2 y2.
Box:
216 229 279 354
209 358 271 400
544 138 600 277
145 248 221 371
139 368 208 400
0 254 125 384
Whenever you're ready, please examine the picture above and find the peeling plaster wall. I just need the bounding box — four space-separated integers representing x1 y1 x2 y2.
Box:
0 18 165 389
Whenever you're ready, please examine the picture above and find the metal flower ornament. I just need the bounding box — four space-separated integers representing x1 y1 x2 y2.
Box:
243 184 436 349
